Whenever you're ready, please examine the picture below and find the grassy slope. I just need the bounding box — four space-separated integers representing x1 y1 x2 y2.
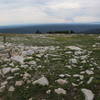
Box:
0 34 100 100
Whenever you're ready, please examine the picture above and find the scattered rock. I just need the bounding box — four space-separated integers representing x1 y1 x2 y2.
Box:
69 58 77 64
0 86 5 93
56 79 68 85
81 88 94 100
55 88 66 95
23 72 31 80
1 81 8 86
8 86 15 92
67 46 82 51
59 74 65 78
11 68 20 73
86 70 94 75
46 90 51 94
87 77 94 84
11 56 24 64
2 67 11 75
72 83 78 86
33 76 49 86
15 80 24 86
28 98 32 100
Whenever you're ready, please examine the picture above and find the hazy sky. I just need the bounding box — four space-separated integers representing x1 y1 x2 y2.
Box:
0 0 100 25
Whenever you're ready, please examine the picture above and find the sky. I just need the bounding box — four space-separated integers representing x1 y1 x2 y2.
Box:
0 0 100 25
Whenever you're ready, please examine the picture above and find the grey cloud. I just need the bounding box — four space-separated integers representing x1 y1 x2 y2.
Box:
0 0 99 25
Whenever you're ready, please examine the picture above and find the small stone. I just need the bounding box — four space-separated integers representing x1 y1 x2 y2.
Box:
28 98 32 100
33 76 49 86
23 72 31 80
11 56 24 64
59 74 65 78
86 70 94 75
28 61 36 65
56 79 68 85
67 46 82 51
65 74 71 77
15 80 23 86
7 76 13 80
1 81 8 86
65 65 72 69
2 67 11 74
81 88 94 100
8 86 15 92
46 90 51 94
0 86 5 93
87 77 94 84
11 68 20 73
55 88 66 95
72 83 78 86
69 58 77 64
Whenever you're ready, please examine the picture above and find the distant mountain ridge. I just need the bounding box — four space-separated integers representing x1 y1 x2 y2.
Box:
83 28 100 34
0 23 100 34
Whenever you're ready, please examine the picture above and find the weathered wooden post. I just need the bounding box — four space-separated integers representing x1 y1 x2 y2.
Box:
3 35 6 44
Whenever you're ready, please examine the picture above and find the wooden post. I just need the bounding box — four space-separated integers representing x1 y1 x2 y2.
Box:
3 35 6 44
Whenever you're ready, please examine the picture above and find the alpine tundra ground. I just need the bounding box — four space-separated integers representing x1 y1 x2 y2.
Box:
0 34 100 100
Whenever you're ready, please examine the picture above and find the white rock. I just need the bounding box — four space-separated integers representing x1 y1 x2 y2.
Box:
8 86 15 92
81 55 88 60
7 76 13 80
33 76 49 86
81 88 94 100
80 75 84 80
80 66 83 68
81 60 86 63
87 77 94 84
0 70 2 75
22 50 34 56
37 65 42 68
36 53 43 58
11 56 24 64
0 86 5 93
90 68 94 71
65 65 72 69
9 63 14 66
75 51 82 55
69 58 77 64
55 88 66 95
1 81 8 86
73 74 84 80
0 44 5 49
23 72 31 80
2 67 11 74
65 51 72 54
79 81 83 85
27 80 31 84
80 71 85 74
68 46 82 51
97 66 100 69
11 68 20 73
20 65 28 68
59 74 65 78
65 74 71 77
28 98 32 100
28 61 36 65
56 79 68 85
86 70 94 75
73 74 80 77
15 80 23 86
92 45 96 47
72 83 78 86
46 90 51 94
